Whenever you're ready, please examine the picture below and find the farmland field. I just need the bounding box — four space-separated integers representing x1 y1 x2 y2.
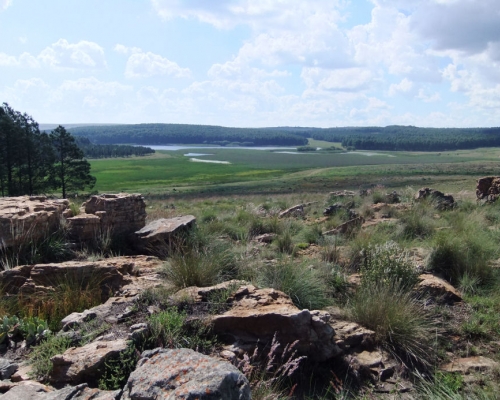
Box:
89 143 500 196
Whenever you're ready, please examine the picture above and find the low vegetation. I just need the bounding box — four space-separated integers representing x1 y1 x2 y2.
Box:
3 165 500 397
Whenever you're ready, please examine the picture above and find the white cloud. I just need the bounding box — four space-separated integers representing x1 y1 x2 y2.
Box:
389 78 413 96
151 0 344 30
114 44 142 55
1 0 12 11
0 52 39 68
124 49 191 79
38 39 106 70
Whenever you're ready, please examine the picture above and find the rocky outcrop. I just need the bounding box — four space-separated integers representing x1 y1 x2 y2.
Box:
476 176 500 202
0 196 70 249
329 190 355 198
441 356 499 375
0 255 161 299
0 382 119 400
133 215 196 251
416 274 462 303
415 188 455 210
211 285 341 361
278 202 318 218
50 339 129 385
67 194 146 241
324 216 365 235
121 348 250 400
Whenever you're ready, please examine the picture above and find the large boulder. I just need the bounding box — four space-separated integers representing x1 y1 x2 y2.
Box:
121 348 250 400
133 215 196 252
415 188 455 210
50 339 129 385
476 176 500 202
0 196 70 249
211 285 341 361
416 274 462 304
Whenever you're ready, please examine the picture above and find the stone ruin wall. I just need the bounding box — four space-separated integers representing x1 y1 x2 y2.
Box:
0 196 71 248
67 193 146 241
0 194 147 248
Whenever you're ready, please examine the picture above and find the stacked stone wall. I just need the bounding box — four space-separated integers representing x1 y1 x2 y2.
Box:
0 196 70 248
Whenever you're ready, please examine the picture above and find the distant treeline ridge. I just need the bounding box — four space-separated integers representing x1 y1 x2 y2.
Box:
69 123 500 151
74 137 155 158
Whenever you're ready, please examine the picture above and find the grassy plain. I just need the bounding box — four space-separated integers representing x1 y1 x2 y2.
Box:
89 144 500 197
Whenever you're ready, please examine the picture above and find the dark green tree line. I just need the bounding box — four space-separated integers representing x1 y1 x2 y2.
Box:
0 103 95 197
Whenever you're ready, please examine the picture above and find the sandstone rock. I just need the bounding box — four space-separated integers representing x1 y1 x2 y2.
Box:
0 196 69 249
211 285 341 361
0 255 158 300
10 363 32 382
253 233 276 243
121 348 250 400
0 381 52 399
279 204 304 218
83 193 146 235
354 350 383 369
476 176 500 202
50 339 129 384
134 215 196 251
329 190 355 198
324 216 365 235
0 358 18 380
65 214 100 242
441 356 499 375
415 188 455 210
172 280 247 303
417 274 462 303
61 310 98 332
329 320 376 349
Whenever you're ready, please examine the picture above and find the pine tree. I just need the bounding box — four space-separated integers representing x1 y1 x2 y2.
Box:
50 125 95 198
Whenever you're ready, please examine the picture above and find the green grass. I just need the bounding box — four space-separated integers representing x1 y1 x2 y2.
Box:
88 146 500 196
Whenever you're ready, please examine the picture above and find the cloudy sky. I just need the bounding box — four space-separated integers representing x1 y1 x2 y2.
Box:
1 0 499 127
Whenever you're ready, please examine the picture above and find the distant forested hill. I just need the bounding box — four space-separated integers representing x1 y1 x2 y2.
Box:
308 126 500 151
68 123 500 151
68 124 309 146
74 137 155 158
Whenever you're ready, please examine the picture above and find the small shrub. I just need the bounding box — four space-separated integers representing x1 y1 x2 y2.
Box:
348 281 436 367
29 334 73 381
1 271 104 331
148 308 186 348
98 343 138 390
429 226 496 285
163 237 237 289
360 241 419 290
398 204 435 240
301 224 323 244
258 259 331 310
275 230 294 254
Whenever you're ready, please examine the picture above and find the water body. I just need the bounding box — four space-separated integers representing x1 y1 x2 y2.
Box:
189 158 231 164
148 145 296 151
183 153 213 157
342 151 396 158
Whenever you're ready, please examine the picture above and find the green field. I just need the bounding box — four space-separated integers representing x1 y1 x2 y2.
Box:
89 145 500 196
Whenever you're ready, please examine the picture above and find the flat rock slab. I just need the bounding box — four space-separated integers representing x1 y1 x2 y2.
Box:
0 255 160 298
50 339 129 384
121 348 250 400
134 216 196 251
441 356 499 375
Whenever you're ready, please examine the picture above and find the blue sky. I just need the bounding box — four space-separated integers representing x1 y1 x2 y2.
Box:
1 0 499 127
